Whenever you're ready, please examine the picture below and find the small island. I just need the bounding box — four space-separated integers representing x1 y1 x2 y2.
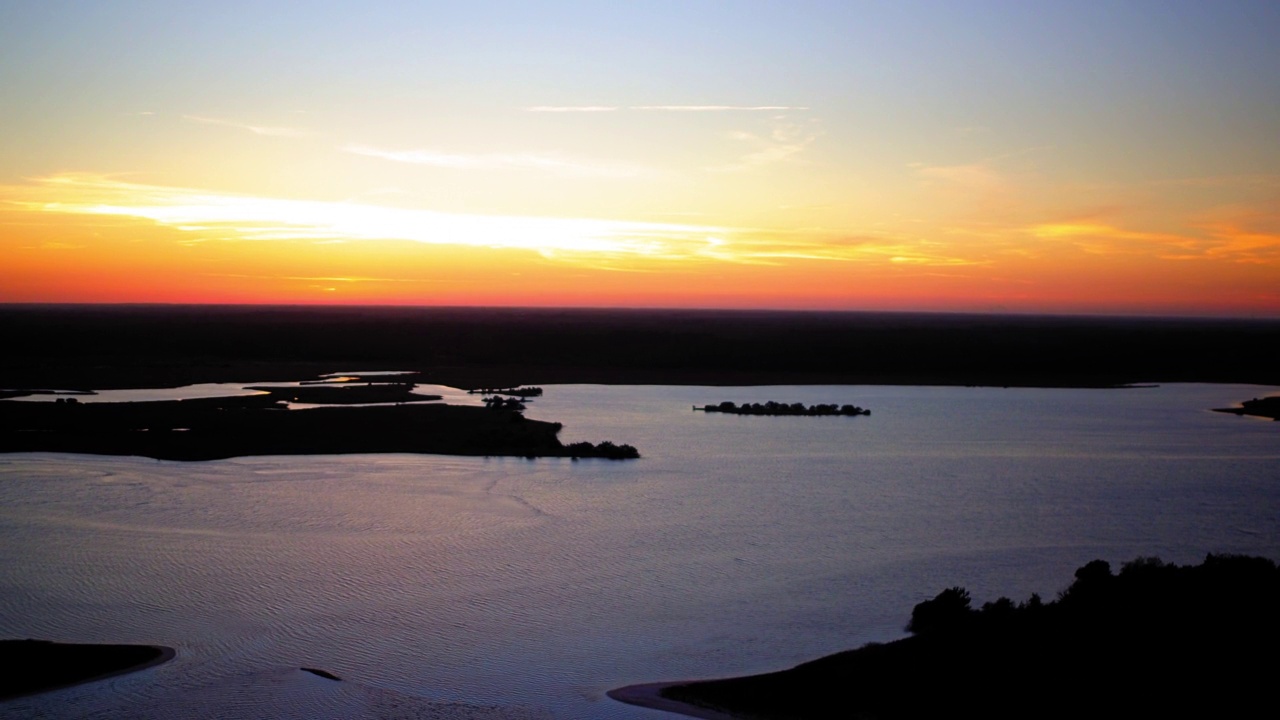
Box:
612 554 1279 719
696 401 870 417
468 386 544 398
0 640 175 700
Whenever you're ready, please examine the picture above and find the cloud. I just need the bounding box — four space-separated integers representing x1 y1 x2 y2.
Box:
1022 220 1280 263
4 173 725 259
524 105 808 113
26 241 86 250
915 163 1008 192
628 105 809 112
344 145 646 178
524 106 620 112
182 115 313 138
709 118 819 172
4 173 989 269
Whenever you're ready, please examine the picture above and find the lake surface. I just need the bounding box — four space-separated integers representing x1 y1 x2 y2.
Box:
1 384 1277 719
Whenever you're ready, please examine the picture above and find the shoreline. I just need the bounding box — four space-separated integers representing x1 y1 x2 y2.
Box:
612 555 1280 720
607 682 746 720
0 641 175 701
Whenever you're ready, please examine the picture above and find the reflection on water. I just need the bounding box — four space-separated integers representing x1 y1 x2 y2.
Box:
5 383 271 403
0 383 1277 719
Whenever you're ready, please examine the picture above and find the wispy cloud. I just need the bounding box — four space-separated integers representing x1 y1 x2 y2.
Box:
710 118 819 172
344 145 646 178
524 106 620 113
5 173 720 258
4 173 982 268
182 115 314 138
1024 217 1280 265
629 105 809 112
524 105 808 113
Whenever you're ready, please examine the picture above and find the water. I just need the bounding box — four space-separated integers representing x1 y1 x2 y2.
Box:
0 384 1277 718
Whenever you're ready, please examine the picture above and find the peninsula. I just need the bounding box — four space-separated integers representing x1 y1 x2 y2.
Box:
0 392 638 461
612 554 1279 720
0 640 174 700
1213 395 1280 421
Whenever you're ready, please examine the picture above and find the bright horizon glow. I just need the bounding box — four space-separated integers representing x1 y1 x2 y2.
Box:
2 2 1278 316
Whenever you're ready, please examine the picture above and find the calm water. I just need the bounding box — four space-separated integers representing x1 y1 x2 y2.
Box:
1 384 1277 719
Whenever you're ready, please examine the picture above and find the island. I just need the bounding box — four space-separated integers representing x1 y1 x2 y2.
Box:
0 391 638 461
696 401 869 416
611 554 1279 719
468 386 545 398
0 640 175 700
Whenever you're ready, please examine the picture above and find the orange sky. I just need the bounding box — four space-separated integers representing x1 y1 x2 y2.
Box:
3 3 1279 316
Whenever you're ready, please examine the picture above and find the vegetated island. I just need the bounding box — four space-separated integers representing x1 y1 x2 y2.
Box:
696 401 869 417
0 640 175 701
468 386 544 397
611 554 1280 720
0 391 638 461
1213 395 1280 421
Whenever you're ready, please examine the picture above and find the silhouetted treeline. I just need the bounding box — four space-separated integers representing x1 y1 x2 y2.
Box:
4 305 1278 389
697 400 869 416
470 386 544 397
661 554 1280 719
563 440 640 460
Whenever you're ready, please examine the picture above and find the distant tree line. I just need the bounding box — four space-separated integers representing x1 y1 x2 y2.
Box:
470 386 543 397
696 401 869 416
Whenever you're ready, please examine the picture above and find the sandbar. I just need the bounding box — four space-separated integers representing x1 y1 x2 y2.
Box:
607 682 745 720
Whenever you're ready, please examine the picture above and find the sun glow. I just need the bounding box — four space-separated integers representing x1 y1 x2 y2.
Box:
15 174 727 259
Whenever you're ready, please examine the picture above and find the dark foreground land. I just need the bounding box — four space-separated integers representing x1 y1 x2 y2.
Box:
0 394 638 461
0 640 174 700
613 554 1279 720
3 305 1279 389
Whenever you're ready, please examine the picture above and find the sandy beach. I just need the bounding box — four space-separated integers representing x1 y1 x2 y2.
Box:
607 682 745 720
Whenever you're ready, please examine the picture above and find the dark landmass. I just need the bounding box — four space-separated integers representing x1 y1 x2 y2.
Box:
1213 395 1280 421
245 383 442 405
3 305 1279 390
697 401 869 417
0 395 637 461
0 640 174 701
616 554 1279 720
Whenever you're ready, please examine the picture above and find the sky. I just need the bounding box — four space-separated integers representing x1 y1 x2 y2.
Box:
2 1 1279 315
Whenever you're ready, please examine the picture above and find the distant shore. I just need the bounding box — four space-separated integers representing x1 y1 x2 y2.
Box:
0 640 175 700
4 306 1278 390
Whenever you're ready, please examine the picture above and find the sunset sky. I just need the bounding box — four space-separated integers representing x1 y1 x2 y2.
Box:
3 1 1278 315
